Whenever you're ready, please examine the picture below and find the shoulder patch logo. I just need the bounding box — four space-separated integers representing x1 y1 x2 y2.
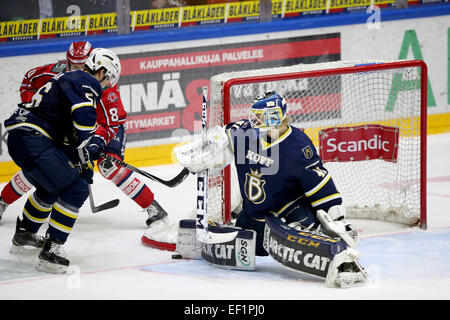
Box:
302 146 314 159
51 62 67 73
107 91 118 103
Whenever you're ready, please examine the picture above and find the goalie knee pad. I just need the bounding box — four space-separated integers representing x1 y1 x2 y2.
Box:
279 196 320 230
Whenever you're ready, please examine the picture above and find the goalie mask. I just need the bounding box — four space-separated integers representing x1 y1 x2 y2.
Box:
249 92 287 131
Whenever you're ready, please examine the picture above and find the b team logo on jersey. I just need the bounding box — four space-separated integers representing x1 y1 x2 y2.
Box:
244 169 266 204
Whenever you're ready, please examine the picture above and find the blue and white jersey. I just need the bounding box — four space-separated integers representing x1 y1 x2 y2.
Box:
5 70 102 146
225 119 342 220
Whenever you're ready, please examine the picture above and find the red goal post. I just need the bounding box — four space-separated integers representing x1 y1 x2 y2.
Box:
208 60 427 230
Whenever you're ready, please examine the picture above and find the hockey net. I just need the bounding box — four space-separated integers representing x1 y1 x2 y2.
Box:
206 60 427 229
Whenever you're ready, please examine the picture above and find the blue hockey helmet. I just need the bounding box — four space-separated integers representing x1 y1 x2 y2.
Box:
249 91 287 131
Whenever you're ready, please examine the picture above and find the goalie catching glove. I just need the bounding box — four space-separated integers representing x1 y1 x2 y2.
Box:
173 126 233 174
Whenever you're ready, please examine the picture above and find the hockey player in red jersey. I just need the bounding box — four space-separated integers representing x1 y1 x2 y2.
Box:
88 77 168 227
0 41 168 227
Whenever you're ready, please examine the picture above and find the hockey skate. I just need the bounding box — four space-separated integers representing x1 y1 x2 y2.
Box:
10 217 45 255
145 200 168 227
0 196 8 221
36 236 70 274
142 200 176 251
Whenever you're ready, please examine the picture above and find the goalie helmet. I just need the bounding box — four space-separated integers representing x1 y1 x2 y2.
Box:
249 91 287 131
66 41 93 64
85 48 121 87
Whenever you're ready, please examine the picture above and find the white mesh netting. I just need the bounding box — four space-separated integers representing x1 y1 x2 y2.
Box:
206 60 426 227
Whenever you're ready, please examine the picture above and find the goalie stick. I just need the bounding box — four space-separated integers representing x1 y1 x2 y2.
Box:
88 185 120 213
196 87 210 242
100 153 190 188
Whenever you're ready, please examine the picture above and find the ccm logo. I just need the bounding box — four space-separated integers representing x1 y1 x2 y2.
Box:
319 125 399 163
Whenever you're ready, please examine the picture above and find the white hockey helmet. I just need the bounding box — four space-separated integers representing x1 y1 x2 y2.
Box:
85 48 121 87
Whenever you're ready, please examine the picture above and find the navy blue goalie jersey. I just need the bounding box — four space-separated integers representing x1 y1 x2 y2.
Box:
5 70 102 146
225 120 342 220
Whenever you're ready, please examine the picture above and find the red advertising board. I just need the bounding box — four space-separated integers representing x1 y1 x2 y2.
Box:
117 33 341 143
319 124 400 163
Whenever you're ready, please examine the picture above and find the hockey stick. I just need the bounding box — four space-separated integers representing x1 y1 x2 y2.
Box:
196 87 210 242
101 154 190 188
88 185 120 213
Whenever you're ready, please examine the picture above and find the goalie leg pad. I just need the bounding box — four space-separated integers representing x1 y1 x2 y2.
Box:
176 219 257 270
263 214 347 279
176 219 203 259
202 222 256 271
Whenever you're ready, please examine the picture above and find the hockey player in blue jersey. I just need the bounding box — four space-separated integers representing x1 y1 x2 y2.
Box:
4 48 121 273
175 91 366 287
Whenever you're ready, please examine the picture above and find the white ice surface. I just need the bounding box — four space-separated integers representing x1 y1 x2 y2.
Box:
0 133 450 300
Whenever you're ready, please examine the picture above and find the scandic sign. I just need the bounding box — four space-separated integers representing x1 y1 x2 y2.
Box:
319 125 400 163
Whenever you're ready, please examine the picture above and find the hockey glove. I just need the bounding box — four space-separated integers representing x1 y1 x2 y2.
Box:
86 136 105 161
80 162 94 184
77 136 105 163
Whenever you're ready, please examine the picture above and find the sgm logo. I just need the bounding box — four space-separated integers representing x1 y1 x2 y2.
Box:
237 239 250 266
319 124 399 163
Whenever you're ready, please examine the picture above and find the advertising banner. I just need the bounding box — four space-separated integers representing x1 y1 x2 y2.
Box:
0 19 40 42
319 124 400 163
0 0 410 42
117 33 341 143
133 8 181 30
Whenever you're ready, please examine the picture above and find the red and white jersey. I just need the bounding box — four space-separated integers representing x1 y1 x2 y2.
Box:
94 84 127 146
20 61 67 103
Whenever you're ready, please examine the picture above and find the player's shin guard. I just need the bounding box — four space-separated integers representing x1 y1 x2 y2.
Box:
20 192 52 234
1 170 34 205
47 200 79 244
98 156 155 210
